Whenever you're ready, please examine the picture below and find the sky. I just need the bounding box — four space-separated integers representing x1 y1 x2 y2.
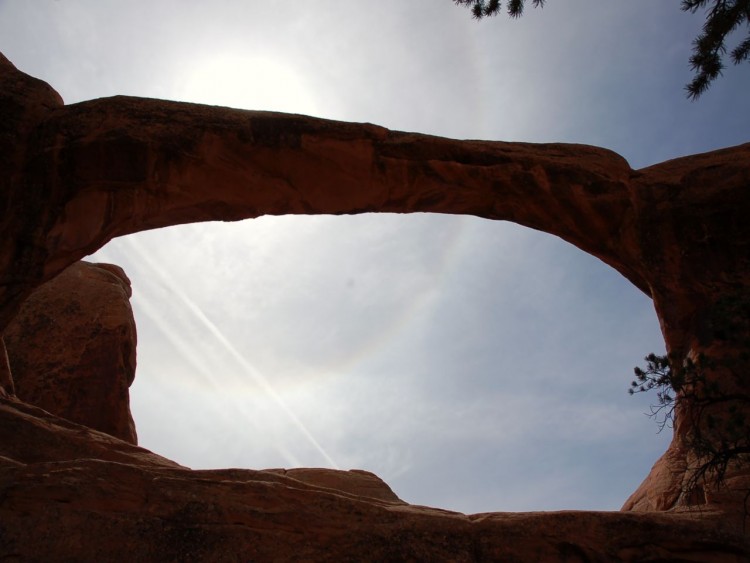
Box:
1 0 748 514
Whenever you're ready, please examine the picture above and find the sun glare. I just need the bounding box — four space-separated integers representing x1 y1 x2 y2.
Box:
178 53 320 116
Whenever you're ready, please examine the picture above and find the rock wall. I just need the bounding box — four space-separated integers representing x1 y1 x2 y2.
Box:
0 53 748 559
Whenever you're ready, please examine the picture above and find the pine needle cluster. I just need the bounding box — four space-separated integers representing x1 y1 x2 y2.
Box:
453 0 544 19
454 0 750 98
682 0 750 98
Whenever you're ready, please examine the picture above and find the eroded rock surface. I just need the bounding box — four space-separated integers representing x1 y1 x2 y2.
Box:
4 260 137 443
0 53 749 559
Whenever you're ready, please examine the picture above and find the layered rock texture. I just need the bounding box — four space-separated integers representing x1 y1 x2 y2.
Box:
0 52 749 560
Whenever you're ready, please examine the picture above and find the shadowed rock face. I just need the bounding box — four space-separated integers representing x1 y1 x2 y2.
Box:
4 261 138 444
0 53 749 559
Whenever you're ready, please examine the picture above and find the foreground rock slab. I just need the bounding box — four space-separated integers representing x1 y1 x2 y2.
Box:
0 399 745 562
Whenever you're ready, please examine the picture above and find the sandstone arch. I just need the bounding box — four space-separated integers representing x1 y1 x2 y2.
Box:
1 53 749 559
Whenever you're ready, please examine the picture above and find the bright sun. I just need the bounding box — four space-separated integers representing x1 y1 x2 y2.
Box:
178 53 320 116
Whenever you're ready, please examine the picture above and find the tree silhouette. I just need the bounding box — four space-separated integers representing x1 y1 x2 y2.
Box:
454 0 750 99
631 352 750 509
630 291 750 507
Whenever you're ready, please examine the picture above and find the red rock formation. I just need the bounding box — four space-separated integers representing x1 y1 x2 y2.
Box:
0 53 64 334
0 53 749 559
266 467 405 503
4 261 137 444
1 397 746 561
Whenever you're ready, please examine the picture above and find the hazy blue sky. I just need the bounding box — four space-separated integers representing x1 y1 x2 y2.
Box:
1 0 748 513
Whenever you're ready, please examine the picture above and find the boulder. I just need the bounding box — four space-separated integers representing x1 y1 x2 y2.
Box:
4 261 138 444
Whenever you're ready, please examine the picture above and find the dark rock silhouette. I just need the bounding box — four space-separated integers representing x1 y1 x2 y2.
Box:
1 52 748 560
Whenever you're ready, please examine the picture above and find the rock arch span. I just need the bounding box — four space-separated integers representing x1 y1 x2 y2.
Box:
1 52 749 559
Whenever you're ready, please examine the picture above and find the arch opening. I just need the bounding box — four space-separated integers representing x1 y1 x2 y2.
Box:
90 213 669 513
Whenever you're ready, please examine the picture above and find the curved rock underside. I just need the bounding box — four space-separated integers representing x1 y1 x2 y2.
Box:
1 53 749 560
